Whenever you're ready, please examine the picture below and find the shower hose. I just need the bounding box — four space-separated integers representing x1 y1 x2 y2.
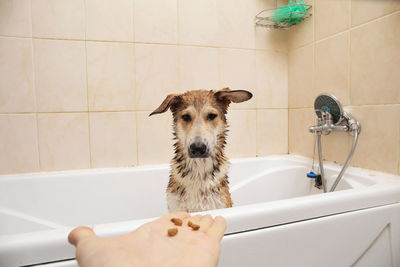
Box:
317 129 359 193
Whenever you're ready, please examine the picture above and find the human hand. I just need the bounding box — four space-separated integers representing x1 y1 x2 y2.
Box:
68 212 226 267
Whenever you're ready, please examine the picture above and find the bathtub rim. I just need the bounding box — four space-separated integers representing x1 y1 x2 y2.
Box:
0 154 398 182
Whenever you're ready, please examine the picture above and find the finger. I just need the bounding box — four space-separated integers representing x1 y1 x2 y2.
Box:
68 226 96 247
197 214 213 231
182 214 201 229
190 215 202 223
207 216 226 241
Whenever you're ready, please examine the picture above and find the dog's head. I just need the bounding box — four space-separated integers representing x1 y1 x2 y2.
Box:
149 88 252 158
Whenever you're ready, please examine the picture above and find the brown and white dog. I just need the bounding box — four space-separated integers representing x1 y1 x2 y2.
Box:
149 88 252 212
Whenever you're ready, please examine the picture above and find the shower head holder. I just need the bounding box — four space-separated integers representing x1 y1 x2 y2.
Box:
314 93 344 125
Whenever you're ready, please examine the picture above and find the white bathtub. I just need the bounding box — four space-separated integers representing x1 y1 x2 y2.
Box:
0 155 399 267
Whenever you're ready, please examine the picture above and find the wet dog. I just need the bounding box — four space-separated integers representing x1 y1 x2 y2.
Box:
150 88 252 212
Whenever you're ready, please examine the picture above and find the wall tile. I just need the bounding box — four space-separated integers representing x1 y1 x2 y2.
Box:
288 44 314 108
134 0 177 44
0 0 32 37
225 110 257 158
255 27 288 53
0 114 39 174
321 130 351 165
33 39 87 112
289 108 315 158
346 105 400 174
37 113 90 171
288 0 314 50
178 0 220 46
315 32 350 105
135 44 179 111
256 50 288 108
179 46 219 91
315 0 350 40
217 0 255 49
257 109 288 156
87 41 135 111
137 111 175 165
350 13 400 105
32 0 84 39
255 0 289 52
86 0 134 42
219 48 256 109
0 37 35 112
351 0 400 27
89 112 137 167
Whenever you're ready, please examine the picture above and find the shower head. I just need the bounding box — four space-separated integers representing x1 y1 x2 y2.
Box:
314 93 344 125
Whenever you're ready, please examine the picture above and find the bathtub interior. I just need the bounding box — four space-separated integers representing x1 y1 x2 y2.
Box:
0 156 370 236
0 168 170 234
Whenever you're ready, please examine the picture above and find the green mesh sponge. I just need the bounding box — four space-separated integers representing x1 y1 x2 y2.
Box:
272 0 307 26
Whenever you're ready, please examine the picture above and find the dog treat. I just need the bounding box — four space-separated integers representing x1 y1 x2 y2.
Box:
171 218 183 226
168 228 178 237
188 221 200 231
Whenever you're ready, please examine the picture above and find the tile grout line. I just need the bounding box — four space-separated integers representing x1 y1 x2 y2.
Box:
286 31 290 154
83 0 93 169
305 0 315 158
350 9 400 31
256 107 259 157
176 0 181 92
348 0 352 153
287 107 289 154
287 40 290 154
5 104 400 115
132 0 139 166
253 44 258 157
288 10 400 52
0 35 288 54
30 0 42 171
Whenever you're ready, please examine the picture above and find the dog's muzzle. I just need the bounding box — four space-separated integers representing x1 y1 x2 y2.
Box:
189 141 208 158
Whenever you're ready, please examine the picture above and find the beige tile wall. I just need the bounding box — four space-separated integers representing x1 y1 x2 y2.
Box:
288 0 400 175
0 0 289 174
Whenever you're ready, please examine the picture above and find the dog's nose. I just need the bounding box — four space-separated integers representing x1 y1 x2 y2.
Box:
189 142 207 158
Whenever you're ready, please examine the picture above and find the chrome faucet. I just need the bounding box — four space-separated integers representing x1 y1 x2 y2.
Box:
308 94 361 193
309 109 348 135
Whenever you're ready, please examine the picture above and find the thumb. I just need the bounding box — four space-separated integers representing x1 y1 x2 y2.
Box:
68 226 96 247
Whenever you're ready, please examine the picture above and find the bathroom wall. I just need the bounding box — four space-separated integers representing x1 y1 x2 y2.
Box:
0 0 289 174
288 0 400 174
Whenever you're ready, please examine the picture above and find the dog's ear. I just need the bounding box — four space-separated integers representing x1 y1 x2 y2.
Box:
149 94 180 116
214 88 253 107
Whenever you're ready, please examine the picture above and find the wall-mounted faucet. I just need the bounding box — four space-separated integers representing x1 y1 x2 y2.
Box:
309 109 348 135
308 94 361 193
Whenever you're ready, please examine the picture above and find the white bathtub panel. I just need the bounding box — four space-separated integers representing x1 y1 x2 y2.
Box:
0 229 75 267
219 203 400 267
353 224 392 267
33 260 77 267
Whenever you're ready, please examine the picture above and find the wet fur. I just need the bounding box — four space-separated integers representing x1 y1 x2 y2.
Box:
150 89 252 212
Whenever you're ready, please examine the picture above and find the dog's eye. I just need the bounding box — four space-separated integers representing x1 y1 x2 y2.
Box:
207 113 217 121
182 114 191 122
